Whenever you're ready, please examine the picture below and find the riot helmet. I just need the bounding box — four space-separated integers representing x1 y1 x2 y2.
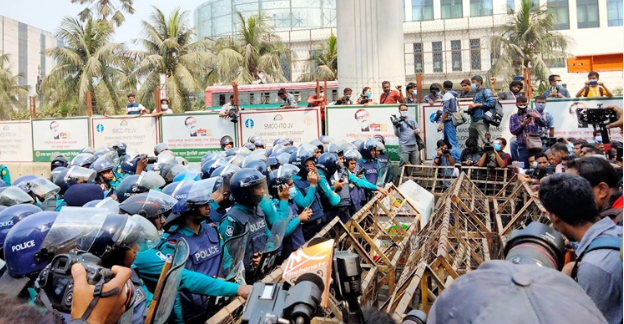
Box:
230 169 268 207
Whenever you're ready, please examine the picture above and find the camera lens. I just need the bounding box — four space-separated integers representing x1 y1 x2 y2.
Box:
402 310 426 324
504 222 565 270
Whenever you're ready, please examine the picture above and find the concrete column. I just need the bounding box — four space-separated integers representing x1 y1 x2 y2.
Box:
337 0 406 100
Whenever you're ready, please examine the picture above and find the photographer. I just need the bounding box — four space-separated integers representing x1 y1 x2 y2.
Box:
566 157 623 225
335 88 353 105
509 96 545 167
539 174 622 324
576 71 613 98
437 80 460 161
432 139 455 167
534 95 555 149
219 95 236 118
476 137 510 168
357 87 375 105
392 103 421 168
460 138 483 167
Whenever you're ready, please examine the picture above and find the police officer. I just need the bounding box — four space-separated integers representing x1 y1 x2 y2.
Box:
119 190 176 233
344 149 387 215
154 143 170 156
0 204 42 258
373 135 391 185
220 136 234 151
71 153 95 169
23 177 60 211
316 153 350 223
50 155 69 172
268 165 311 262
92 153 119 194
358 139 381 186
135 181 251 324
219 169 288 283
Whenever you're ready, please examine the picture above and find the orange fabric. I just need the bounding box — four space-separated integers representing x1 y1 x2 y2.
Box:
380 90 401 104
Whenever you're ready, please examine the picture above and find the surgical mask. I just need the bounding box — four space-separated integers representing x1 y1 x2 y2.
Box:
412 90 417 96
400 111 408 117
518 105 527 111
494 143 502 151
288 187 297 200
532 161 538 168
345 94 351 98
470 84 477 91
589 80 598 86
595 136 603 143
366 93 372 98
161 104 169 110
556 81 563 87
535 103 546 112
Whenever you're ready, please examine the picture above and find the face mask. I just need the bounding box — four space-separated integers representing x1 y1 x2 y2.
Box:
320 92 325 98
518 105 527 112
595 136 603 143
535 103 545 112
345 94 351 99
532 161 538 168
400 111 408 117
589 80 598 86
470 84 477 91
494 143 502 151
366 93 372 98
556 81 563 87
412 90 417 96
288 187 297 200
161 104 169 110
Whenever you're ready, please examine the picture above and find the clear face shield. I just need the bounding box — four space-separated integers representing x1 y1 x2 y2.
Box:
116 214 160 252
71 153 94 167
39 207 111 256
135 171 166 191
143 190 178 217
65 166 97 184
93 197 120 213
0 187 34 206
27 178 61 200
244 178 269 206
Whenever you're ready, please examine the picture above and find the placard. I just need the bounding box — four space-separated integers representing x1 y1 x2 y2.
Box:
32 118 90 162
325 105 418 161
91 116 159 155
160 113 237 162
0 121 33 162
238 108 320 147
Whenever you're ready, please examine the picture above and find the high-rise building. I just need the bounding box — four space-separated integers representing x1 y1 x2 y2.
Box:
0 15 58 98
194 0 623 92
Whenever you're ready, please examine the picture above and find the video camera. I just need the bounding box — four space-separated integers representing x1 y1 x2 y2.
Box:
138 154 158 164
504 222 566 270
36 250 116 313
227 106 239 123
576 103 618 144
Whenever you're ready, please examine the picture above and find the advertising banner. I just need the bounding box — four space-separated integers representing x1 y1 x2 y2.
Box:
91 116 159 155
160 113 237 162
32 118 90 162
325 105 418 161
238 108 320 147
0 121 33 162
421 97 624 160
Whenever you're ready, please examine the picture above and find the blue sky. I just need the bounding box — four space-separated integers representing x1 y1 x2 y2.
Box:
0 0 209 45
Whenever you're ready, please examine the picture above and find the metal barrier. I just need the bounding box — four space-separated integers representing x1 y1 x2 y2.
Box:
398 165 516 198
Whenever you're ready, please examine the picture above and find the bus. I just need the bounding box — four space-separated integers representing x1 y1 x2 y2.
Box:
204 81 340 110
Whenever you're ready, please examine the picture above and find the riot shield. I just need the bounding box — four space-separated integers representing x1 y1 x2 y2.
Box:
147 238 190 324
220 225 250 283
253 217 290 281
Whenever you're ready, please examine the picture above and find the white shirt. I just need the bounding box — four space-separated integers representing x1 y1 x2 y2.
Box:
154 108 173 114
220 102 233 116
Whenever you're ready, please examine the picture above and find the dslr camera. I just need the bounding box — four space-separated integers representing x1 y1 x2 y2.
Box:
433 110 443 123
36 250 115 313
227 106 239 123
138 154 158 164
504 222 565 270
390 114 401 126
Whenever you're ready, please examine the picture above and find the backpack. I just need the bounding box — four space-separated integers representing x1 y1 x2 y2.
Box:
483 89 504 127
571 236 622 281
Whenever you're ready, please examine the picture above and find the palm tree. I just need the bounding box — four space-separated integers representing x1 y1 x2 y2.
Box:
131 7 213 111
210 13 293 85
488 0 571 92
72 0 135 27
42 17 127 115
297 33 338 82
0 53 29 118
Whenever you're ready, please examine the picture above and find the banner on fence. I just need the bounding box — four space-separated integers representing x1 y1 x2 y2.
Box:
91 116 159 155
536 98 624 143
326 105 418 161
32 118 90 162
238 108 320 147
160 113 237 162
0 121 33 162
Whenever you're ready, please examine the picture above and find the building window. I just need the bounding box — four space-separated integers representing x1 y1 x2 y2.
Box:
546 58 566 68
280 53 291 81
577 0 600 28
441 0 463 19
412 0 434 21
432 42 443 72
414 43 423 73
470 39 481 70
507 0 515 12
548 0 570 30
490 51 500 68
310 49 322 74
607 0 623 26
451 40 462 71
470 0 493 17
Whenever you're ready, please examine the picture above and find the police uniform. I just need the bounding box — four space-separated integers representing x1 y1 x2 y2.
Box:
348 170 378 214
316 170 345 224
357 158 381 202
219 201 288 282
133 224 239 324
268 198 305 262
291 174 326 241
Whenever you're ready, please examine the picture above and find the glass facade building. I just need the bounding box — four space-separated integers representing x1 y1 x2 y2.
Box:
194 0 337 39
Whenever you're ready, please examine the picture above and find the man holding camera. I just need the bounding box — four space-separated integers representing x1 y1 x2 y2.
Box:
509 96 545 167
476 137 510 168
219 95 236 119
539 173 622 324
392 103 420 168
576 71 613 98
335 88 353 105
